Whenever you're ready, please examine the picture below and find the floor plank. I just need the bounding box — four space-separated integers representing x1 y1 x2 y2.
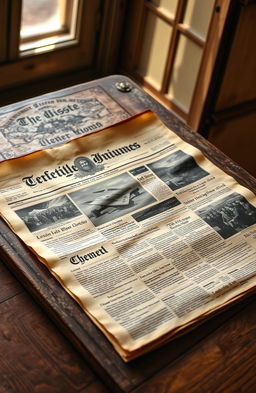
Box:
0 261 23 303
79 381 110 393
0 292 109 393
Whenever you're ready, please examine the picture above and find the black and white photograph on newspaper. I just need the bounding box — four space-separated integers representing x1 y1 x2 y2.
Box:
15 196 82 232
195 193 256 239
68 173 156 226
132 197 181 222
147 150 209 190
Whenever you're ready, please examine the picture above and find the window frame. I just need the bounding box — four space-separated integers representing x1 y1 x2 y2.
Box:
19 0 79 54
0 0 8 63
121 0 231 129
0 0 101 90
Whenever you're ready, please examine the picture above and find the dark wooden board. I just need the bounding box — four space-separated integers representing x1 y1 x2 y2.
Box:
0 258 23 303
0 262 109 393
0 75 256 393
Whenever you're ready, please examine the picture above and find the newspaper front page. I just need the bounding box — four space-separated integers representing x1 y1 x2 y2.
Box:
0 111 255 361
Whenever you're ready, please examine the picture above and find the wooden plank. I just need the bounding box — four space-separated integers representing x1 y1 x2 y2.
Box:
0 292 109 393
0 261 23 304
208 111 256 178
215 3 256 111
79 382 110 393
0 75 256 393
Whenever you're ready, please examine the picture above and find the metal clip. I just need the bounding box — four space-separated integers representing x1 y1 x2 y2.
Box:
115 81 132 92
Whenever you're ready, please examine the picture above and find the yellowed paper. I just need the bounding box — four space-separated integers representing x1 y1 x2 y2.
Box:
0 111 255 361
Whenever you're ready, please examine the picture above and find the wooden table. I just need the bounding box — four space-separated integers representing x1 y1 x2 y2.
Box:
0 75 256 393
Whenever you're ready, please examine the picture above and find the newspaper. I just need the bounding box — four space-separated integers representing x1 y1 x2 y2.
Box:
0 111 255 361
0 86 129 160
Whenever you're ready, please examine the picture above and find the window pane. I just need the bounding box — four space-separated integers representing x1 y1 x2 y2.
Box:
149 0 178 18
168 35 202 112
20 0 66 39
183 0 215 39
138 11 172 89
19 0 80 54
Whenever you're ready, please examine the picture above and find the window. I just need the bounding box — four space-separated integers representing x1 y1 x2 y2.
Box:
121 0 230 129
0 0 100 89
20 0 79 54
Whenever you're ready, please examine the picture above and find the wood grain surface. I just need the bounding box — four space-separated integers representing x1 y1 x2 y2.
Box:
0 75 255 393
0 259 23 303
0 261 110 393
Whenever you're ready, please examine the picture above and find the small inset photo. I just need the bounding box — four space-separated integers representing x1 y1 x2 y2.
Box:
195 193 256 239
15 195 82 232
147 150 209 190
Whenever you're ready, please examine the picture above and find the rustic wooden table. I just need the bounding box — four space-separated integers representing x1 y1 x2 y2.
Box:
0 75 255 393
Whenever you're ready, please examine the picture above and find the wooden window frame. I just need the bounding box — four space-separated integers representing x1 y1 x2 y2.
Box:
19 0 79 53
121 0 231 129
20 1 69 41
0 0 8 63
0 0 101 90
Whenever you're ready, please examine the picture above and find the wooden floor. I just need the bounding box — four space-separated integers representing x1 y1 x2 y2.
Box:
0 261 109 393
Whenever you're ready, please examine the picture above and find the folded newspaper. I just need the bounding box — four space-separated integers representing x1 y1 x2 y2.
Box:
0 111 255 361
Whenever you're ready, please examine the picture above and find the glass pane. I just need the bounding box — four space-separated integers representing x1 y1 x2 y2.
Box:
183 0 215 39
20 0 66 39
168 35 203 112
138 12 172 89
149 0 178 17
